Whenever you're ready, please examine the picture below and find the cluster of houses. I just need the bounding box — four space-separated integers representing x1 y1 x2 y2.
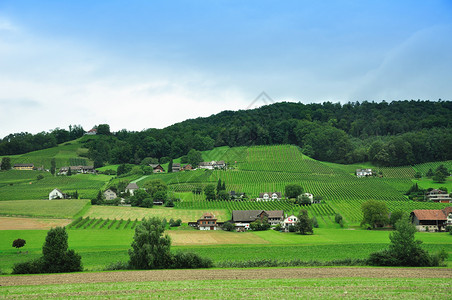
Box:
356 168 373 177
190 210 299 232
144 160 226 173
58 166 96 175
190 206 452 233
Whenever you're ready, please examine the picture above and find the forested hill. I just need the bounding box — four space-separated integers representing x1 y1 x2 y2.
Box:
1 100 452 167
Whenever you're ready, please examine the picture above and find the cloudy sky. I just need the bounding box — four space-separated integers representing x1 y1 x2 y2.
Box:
1 0 451 137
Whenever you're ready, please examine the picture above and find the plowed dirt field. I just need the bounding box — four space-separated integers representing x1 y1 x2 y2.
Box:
1 267 451 287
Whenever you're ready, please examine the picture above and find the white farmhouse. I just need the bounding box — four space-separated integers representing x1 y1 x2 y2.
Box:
49 188 68 200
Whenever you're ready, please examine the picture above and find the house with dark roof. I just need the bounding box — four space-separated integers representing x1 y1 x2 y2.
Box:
231 210 284 229
172 163 181 172
411 207 452 232
197 213 218 230
266 210 284 225
13 164 34 170
149 164 165 173
426 189 452 203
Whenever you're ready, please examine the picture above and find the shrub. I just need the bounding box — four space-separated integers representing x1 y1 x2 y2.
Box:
12 258 44 274
104 261 130 271
334 213 343 224
222 221 235 231
171 252 213 269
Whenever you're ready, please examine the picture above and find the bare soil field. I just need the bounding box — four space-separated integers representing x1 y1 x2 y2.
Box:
1 267 451 287
0 217 71 230
168 230 268 245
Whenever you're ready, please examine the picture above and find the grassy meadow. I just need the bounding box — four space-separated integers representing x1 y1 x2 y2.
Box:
1 227 451 273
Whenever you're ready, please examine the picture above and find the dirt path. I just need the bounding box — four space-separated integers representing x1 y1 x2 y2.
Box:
1 267 451 286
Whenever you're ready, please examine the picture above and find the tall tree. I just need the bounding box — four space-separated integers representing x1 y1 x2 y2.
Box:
361 200 389 229
50 158 56 176
295 210 313 235
168 159 173 173
128 217 172 269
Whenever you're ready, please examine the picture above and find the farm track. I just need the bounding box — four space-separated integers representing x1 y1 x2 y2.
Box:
1 267 451 286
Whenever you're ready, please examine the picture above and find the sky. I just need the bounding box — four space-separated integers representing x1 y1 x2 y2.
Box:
1 0 451 137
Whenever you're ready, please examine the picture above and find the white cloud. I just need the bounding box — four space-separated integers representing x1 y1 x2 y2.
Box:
0 22 250 137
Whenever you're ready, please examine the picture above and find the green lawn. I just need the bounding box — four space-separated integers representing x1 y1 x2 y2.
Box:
1 228 450 273
0 199 90 218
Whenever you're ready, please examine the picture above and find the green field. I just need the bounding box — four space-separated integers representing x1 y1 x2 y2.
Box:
0 199 89 218
1 277 450 299
1 228 450 273
0 172 111 200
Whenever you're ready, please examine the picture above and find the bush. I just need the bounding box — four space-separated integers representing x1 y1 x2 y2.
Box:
104 261 130 271
171 252 213 269
12 258 44 274
334 213 343 224
222 221 235 231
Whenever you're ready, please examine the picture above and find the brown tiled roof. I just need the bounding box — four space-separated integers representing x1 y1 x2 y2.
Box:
412 210 447 221
443 207 452 215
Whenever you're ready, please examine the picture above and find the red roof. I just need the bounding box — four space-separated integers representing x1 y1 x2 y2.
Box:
412 210 447 221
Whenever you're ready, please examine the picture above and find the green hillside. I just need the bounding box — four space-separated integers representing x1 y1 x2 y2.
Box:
0 143 451 226
0 136 95 169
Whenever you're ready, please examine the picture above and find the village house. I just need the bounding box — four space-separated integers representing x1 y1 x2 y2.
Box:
197 213 218 230
58 166 96 175
182 164 193 171
266 210 284 226
103 189 117 200
198 161 214 170
125 183 139 195
231 210 283 230
85 128 97 135
425 189 452 203
49 188 69 200
13 164 34 170
302 193 314 203
356 168 372 177
281 214 298 231
231 210 268 230
256 192 282 201
172 163 181 172
149 164 165 173
411 207 452 232
199 161 227 170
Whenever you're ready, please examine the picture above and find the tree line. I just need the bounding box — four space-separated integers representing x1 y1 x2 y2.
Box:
1 101 451 166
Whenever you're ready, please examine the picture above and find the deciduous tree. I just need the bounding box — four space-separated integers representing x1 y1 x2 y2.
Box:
361 200 389 229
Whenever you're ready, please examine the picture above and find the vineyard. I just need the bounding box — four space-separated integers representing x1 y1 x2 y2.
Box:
0 173 110 200
66 216 140 230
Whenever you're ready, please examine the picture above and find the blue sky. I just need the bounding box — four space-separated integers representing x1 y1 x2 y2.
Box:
1 0 451 137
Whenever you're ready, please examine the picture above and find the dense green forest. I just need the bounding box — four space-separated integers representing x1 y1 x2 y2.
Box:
1 100 451 167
